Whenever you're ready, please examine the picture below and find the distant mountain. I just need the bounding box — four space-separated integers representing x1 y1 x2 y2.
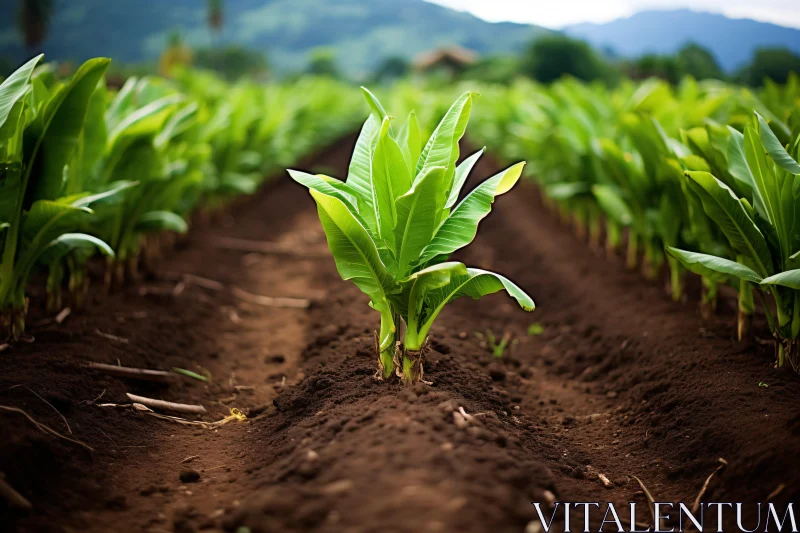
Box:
564 9 800 71
0 0 548 76
2 2 797 77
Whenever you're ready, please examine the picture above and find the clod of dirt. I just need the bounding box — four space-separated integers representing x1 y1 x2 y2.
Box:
453 411 470 429
437 399 459 412
179 469 201 483
526 522 543 533
320 479 353 495
488 364 506 382
104 495 127 510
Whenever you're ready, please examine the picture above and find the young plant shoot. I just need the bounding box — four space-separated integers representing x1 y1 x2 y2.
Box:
668 112 800 370
0 55 116 339
289 88 534 384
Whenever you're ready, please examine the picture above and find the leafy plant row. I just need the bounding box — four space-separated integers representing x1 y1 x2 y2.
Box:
462 74 800 370
0 56 363 340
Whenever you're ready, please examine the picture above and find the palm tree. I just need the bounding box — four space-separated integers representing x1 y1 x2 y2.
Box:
208 0 223 33
18 0 53 48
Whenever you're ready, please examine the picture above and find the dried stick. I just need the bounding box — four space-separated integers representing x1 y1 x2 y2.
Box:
633 476 657 527
231 287 310 309
88 363 176 383
95 329 129 344
8 384 72 434
162 272 312 308
100 403 243 428
0 405 93 452
182 273 225 291
766 483 785 501
0 473 32 509
126 393 207 415
691 458 728 513
212 237 326 258
55 307 71 325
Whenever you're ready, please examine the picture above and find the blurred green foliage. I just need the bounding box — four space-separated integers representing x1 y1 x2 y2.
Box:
737 48 800 86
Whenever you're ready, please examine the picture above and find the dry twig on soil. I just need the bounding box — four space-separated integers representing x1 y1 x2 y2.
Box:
99 403 244 429
0 473 32 509
8 384 72 434
230 287 310 309
95 329 129 344
88 363 175 383
125 393 207 415
633 476 658 528
691 458 728 513
55 307 71 325
766 483 785 501
0 405 93 451
165 271 312 308
212 236 326 258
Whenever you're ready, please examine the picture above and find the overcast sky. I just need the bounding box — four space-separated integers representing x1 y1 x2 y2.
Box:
424 0 800 29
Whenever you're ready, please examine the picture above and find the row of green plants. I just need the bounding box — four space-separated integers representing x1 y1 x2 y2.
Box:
0 55 362 340
462 74 800 370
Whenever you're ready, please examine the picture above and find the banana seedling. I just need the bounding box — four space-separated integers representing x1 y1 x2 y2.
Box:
0 56 115 338
669 112 800 369
289 88 534 384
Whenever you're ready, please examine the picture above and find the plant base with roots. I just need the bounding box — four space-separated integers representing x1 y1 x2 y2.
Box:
394 337 430 386
104 256 141 292
68 269 90 309
777 339 800 372
1 299 29 341
737 311 753 342
374 331 398 381
700 278 718 321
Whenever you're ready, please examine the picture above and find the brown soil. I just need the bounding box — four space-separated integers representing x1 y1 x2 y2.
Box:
1 137 798 533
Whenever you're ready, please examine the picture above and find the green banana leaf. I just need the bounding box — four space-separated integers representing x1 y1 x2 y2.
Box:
684 170 773 277
25 58 111 203
666 247 762 284
134 211 188 234
418 162 525 265
310 189 395 304
393 166 447 275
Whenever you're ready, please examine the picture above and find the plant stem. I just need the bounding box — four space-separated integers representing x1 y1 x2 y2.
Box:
605 220 621 256
573 210 587 241
376 309 396 379
626 229 639 270
667 255 684 302
588 209 602 249
67 257 88 309
558 203 571 225
643 242 664 281
738 280 754 342
700 277 718 320
401 346 426 386
46 262 64 313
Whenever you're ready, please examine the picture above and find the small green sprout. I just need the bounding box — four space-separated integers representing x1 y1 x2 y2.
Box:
527 322 545 336
173 367 210 382
475 329 516 358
